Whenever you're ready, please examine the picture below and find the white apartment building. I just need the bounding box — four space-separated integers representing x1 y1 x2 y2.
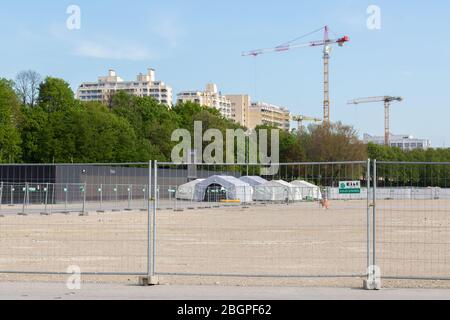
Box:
177 83 233 119
248 102 291 131
364 133 431 151
76 69 173 107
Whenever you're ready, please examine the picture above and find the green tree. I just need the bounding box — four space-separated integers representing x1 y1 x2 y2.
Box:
111 93 182 161
38 77 76 112
19 106 53 163
0 79 22 162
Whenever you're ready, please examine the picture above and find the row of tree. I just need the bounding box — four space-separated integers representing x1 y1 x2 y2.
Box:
1 71 449 170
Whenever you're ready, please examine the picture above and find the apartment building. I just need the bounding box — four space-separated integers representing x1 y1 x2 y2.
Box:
76 68 173 107
248 102 291 131
364 133 431 151
177 83 233 119
226 94 251 128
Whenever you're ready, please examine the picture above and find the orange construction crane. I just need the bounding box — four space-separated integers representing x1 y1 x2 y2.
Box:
242 26 349 125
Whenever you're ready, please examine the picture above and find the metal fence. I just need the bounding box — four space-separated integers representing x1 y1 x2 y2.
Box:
374 161 450 281
153 161 371 279
0 163 151 275
1 160 450 285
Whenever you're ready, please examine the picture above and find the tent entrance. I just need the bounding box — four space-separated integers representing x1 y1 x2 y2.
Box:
204 184 228 202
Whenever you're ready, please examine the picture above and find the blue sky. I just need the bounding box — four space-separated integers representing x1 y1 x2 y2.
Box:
1 1 449 146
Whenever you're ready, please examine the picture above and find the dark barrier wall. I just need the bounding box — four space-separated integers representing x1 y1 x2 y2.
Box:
0 164 243 204
0 165 56 183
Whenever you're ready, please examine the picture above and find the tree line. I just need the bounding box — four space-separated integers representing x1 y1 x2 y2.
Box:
1 71 449 171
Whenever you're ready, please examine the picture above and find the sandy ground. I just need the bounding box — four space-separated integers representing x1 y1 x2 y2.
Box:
1 200 450 289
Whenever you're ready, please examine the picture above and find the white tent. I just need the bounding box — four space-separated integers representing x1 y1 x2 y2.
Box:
193 176 253 203
239 176 268 187
176 179 205 200
254 180 303 202
290 180 323 200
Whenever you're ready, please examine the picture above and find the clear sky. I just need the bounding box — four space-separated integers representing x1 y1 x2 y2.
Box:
1 1 448 146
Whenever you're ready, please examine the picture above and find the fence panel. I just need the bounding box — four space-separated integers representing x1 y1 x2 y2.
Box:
154 161 371 278
375 161 450 280
0 163 150 275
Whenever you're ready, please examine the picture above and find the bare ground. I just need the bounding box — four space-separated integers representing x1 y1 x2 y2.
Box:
1 200 450 289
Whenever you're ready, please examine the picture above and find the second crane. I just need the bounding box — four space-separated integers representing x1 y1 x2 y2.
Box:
348 96 403 146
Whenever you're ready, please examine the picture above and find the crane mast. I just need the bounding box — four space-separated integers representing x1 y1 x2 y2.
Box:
348 96 403 146
323 26 331 125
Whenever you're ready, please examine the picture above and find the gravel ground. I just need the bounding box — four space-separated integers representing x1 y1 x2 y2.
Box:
1 200 450 289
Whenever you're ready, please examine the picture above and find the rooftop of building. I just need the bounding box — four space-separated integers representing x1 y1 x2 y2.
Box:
78 68 169 87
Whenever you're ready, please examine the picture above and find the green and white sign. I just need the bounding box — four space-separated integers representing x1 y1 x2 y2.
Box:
22 187 37 192
339 181 361 194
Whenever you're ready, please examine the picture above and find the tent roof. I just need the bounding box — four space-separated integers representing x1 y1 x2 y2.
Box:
239 176 268 186
179 179 205 188
197 175 251 188
259 180 298 188
291 180 319 188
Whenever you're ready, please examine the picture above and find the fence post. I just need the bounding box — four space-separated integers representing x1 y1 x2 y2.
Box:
81 183 86 215
364 159 381 290
130 184 133 209
140 160 158 286
50 183 55 215
96 184 104 213
100 184 103 210
0 181 3 210
366 159 371 273
10 185 14 206
143 186 146 211
147 160 153 277
64 184 68 212
126 184 132 211
114 184 119 211
21 182 28 216
41 183 49 216
153 160 158 277
373 160 377 275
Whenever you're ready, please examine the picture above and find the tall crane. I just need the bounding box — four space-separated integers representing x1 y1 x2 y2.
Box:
292 115 322 131
347 96 403 146
242 26 349 125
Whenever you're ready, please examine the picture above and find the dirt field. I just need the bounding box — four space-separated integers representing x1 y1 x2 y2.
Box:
1 200 450 288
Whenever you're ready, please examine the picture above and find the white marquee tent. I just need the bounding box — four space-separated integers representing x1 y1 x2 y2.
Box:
290 180 323 200
176 179 205 200
239 176 268 187
254 180 303 202
193 176 253 203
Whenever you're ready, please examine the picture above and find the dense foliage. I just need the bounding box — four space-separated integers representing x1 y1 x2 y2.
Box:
1 73 449 168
